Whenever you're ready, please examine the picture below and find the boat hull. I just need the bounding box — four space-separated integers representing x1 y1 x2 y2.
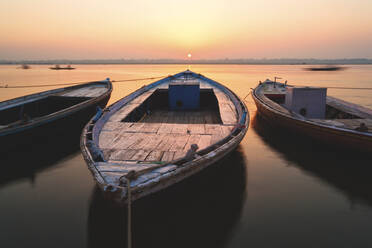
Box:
0 82 112 152
252 89 372 153
80 71 249 205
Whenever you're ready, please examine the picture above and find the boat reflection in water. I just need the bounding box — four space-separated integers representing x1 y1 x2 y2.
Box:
0 130 81 189
87 149 247 248
252 113 372 208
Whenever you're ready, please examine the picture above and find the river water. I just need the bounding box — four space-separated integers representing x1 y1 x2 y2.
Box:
0 65 372 248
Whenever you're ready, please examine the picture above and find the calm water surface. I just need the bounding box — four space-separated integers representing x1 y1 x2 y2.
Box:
1 65 372 248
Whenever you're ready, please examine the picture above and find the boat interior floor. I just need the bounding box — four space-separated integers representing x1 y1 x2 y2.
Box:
56 84 108 98
99 78 239 164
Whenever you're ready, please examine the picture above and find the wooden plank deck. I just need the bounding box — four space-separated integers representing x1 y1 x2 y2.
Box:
327 96 372 119
99 77 238 163
59 85 108 98
311 118 372 132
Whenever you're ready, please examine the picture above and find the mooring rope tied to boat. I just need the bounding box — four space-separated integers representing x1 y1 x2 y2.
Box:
292 85 372 90
126 177 132 248
0 76 166 89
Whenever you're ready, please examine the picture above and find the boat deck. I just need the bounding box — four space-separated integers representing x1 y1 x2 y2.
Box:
311 118 372 133
99 77 238 163
57 84 108 98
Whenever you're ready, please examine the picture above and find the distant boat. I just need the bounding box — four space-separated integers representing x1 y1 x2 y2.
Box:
81 70 249 204
252 79 372 152
19 64 31 69
50 64 76 70
0 79 112 151
304 66 345 71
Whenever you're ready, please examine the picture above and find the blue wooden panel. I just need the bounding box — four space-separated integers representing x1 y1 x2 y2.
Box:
168 84 200 110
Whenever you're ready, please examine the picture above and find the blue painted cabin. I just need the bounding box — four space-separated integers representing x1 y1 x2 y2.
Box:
168 82 200 111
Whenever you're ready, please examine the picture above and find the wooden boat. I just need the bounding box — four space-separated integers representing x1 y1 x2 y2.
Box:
305 66 345 71
19 64 31 69
87 150 247 247
50 64 76 70
252 79 372 152
0 80 112 151
81 70 249 204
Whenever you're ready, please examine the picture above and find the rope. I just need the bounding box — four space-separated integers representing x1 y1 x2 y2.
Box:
323 86 372 90
126 178 132 248
111 76 164 83
0 76 166 89
292 85 372 90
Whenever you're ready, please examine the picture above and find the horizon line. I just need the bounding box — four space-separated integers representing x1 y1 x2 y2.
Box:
1 58 372 65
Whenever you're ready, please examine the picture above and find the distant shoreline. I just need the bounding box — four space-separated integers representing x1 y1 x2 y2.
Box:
1 58 372 65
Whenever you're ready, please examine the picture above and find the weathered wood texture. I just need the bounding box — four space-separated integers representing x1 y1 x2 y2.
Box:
99 77 238 163
59 85 108 98
327 96 372 119
81 71 249 205
312 118 372 132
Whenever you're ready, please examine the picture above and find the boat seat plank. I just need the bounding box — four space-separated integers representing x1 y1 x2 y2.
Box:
221 125 234 137
131 91 153 104
335 119 372 132
131 150 152 161
311 118 372 132
140 123 162 133
128 134 154 150
102 122 132 131
122 122 145 133
219 103 237 124
109 149 138 161
210 133 224 145
99 131 122 149
108 104 139 122
161 151 175 162
183 134 201 151
173 150 187 160
111 133 143 150
141 134 166 150
59 86 107 98
129 172 161 188
327 96 372 119
100 172 123 186
197 135 212 150
205 124 223 135
100 170 160 187
145 151 164 161
169 135 190 151
156 134 177 151
171 123 188 134
187 124 205 134
96 162 160 173
157 123 176 134
152 164 177 174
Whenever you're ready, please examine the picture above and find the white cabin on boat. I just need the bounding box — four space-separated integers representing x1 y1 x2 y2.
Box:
284 87 327 118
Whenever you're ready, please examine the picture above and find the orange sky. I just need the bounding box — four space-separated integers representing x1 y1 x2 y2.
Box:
1 0 372 60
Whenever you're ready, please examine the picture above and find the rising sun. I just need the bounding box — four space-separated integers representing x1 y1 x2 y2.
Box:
187 53 192 58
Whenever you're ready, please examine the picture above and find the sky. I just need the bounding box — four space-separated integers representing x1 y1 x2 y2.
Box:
1 0 372 60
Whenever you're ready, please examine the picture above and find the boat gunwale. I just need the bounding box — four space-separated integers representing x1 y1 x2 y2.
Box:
252 81 372 138
80 70 249 203
0 80 112 136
